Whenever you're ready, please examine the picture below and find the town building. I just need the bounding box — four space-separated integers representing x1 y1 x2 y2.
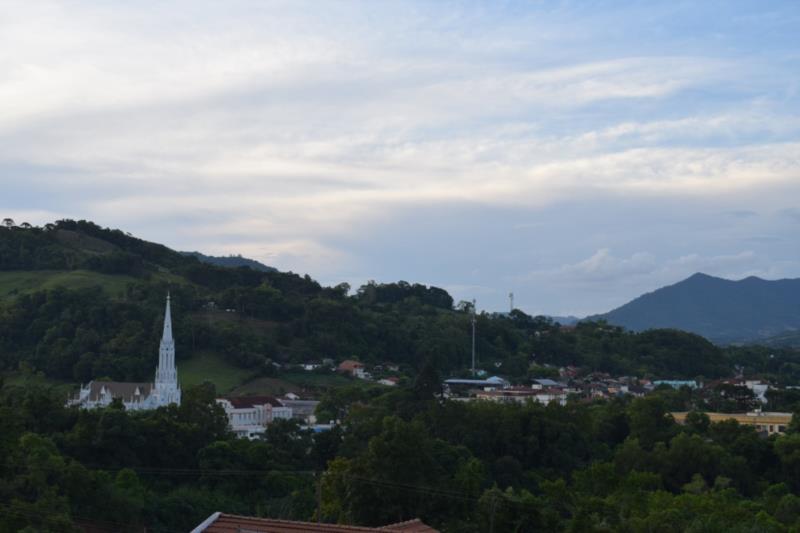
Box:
653 380 700 389
742 379 770 404
443 376 509 392
531 378 561 389
281 398 321 424
475 386 567 406
217 396 293 439
67 294 181 410
671 411 793 436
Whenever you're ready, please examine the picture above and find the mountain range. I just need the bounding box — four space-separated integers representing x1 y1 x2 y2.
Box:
593 272 800 345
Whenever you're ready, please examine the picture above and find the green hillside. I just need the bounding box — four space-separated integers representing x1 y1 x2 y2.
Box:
2 219 800 393
182 251 277 272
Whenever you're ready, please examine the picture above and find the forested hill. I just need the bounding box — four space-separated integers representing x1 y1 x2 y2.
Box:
181 251 277 272
595 273 800 344
1 219 798 388
0 218 195 274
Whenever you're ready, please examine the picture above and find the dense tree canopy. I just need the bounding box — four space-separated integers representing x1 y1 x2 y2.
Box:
4 381 800 531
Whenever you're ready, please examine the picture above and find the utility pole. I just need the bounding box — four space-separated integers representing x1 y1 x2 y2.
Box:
489 491 498 533
509 292 514 313
471 299 477 377
316 471 322 524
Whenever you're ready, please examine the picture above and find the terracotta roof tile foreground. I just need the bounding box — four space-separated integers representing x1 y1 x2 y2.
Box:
380 519 439 532
191 513 439 533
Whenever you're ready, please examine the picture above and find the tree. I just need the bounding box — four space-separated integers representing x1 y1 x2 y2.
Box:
685 410 710 434
628 396 677 449
413 358 442 401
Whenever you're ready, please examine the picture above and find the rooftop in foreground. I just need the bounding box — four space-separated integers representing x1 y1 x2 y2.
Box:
191 513 439 533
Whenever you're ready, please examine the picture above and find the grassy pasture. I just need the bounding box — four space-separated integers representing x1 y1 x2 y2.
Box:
0 270 136 300
178 351 256 394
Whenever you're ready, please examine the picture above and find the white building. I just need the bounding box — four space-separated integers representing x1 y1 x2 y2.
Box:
475 386 567 406
744 380 770 404
217 396 293 439
68 294 181 410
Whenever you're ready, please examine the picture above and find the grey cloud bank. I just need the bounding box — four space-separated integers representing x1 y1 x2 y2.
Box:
1 0 799 316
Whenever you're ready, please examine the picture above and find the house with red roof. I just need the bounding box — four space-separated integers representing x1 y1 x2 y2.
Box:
338 359 366 378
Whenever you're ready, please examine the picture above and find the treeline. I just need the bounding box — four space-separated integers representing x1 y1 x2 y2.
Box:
0 280 746 384
6 379 800 531
4 279 800 385
318 383 800 531
0 381 319 532
0 219 187 274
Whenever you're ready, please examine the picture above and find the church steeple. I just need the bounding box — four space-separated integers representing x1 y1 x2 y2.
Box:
154 293 180 404
162 292 173 342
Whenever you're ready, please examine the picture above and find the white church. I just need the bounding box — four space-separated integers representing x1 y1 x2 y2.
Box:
68 294 181 410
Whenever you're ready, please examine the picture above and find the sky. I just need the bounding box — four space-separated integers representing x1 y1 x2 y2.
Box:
1 0 799 316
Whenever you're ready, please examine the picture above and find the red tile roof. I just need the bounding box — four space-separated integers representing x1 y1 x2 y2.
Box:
192 513 439 533
381 518 439 532
225 396 283 408
338 360 364 371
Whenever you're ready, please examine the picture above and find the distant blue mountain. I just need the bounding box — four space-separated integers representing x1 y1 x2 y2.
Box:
181 251 277 273
593 273 800 344
547 315 580 326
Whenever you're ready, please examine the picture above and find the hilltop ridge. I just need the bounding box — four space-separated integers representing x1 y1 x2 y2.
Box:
594 272 800 344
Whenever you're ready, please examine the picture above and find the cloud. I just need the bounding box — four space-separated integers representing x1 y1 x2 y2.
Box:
553 249 658 283
780 208 800 222
534 248 764 286
1 1 799 315
725 210 759 219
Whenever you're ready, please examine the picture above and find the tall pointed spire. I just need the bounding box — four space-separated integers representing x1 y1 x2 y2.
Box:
162 292 173 342
154 293 180 405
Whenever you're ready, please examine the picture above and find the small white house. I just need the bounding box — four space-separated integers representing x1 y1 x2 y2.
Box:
744 380 770 404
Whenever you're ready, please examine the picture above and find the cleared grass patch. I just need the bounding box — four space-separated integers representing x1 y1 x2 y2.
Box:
229 377 303 397
178 351 256 394
0 269 189 301
229 372 383 397
0 270 137 300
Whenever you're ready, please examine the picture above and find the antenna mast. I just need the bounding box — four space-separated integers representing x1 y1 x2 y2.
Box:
509 292 514 313
471 299 477 377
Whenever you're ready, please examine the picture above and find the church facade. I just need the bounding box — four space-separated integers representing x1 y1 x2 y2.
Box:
68 294 181 410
